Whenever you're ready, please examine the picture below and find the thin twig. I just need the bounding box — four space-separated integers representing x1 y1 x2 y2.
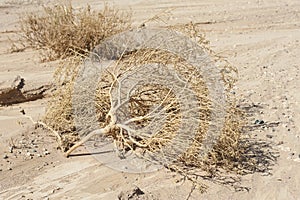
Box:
23 115 62 146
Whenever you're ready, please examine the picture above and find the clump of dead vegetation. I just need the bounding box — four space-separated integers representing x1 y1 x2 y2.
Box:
19 2 131 61
20 2 276 193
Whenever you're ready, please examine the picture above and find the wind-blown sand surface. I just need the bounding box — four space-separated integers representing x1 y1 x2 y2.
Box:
0 0 299 199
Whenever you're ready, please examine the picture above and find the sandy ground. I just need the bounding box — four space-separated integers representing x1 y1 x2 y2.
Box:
0 0 300 199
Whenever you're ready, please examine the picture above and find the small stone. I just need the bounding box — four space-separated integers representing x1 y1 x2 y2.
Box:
26 152 33 157
44 151 50 155
3 155 8 159
20 109 25 115
36 154 42 157
254 119 264 125
8 167 12 170
277 141 284 145
266 134 273 139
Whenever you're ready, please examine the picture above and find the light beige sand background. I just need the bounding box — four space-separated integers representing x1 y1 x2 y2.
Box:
0 0 300 199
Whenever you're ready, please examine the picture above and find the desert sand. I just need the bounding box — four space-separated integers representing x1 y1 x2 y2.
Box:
0 0 300 199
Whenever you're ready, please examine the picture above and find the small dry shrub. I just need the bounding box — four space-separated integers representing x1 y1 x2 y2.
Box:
39 7 264 190
19 2 131 61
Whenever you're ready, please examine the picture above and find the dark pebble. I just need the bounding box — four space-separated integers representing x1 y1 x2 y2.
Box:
20 109 25 115
266 134 273 139
255 119 264 125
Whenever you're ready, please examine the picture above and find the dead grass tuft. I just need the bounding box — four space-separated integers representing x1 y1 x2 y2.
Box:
19 2 131 61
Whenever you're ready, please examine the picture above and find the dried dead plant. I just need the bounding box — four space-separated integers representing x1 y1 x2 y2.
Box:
43 18 251 192
19 2 131 61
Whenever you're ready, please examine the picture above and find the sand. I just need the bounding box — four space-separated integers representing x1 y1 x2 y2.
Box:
0 0 300 199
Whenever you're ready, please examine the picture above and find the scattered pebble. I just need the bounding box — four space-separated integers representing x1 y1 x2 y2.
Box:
20 109 25 115
266 134 273 139
290 152 295 158
8 167 12 170
36 154 42 157
254 119 264 124
44 151 50 156
3 155 8 159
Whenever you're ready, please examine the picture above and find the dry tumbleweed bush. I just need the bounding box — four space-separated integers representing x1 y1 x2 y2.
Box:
42 17 250 191
19 2 131 61
18 2 260 191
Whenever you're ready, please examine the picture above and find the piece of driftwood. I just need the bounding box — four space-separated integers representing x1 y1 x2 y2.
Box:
0 76 51 106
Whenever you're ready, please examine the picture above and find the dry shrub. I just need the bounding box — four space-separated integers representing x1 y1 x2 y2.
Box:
19 2 131 61
43 17 251 191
